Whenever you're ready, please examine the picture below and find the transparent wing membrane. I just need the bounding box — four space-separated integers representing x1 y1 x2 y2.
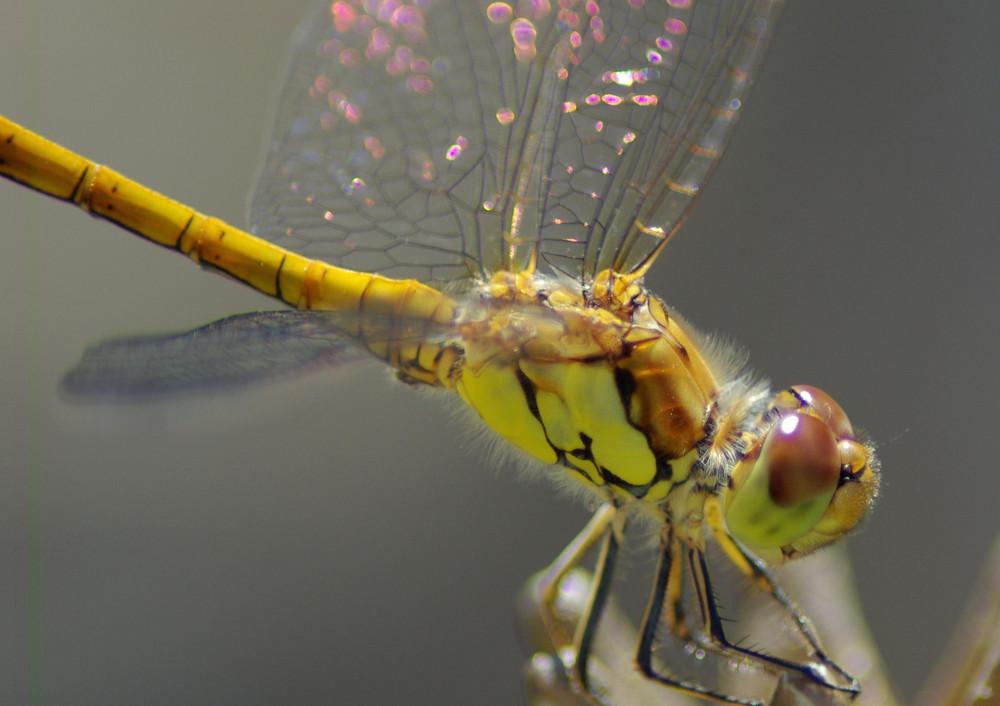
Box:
60 311 444 398
54 0 785 397
250 0 783 287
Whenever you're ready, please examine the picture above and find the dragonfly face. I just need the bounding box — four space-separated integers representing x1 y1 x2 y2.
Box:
0 0 882 703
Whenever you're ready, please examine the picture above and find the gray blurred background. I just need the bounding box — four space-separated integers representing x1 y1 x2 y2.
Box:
2 2 998 704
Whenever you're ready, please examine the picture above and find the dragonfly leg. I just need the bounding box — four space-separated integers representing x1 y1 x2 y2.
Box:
533 503 625 703
635 522 767 706
702 496 861 696
572 513 620 696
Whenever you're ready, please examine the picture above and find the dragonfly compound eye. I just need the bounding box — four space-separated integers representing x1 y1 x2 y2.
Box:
810 437 879 543
724 388 880 560
724 412 840 550
772 384 854 438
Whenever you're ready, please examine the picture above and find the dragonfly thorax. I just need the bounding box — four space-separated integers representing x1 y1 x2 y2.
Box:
445 270 879 555
449 270 729 508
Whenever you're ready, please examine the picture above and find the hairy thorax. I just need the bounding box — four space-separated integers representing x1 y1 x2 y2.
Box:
443 269 734 511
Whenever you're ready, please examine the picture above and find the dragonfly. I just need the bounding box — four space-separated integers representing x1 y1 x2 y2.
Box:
0 0 880 703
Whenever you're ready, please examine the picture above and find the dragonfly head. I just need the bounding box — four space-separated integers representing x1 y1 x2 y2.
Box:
723 386 879 562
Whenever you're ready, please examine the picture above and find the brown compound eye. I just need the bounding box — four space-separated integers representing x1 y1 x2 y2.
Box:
724 387 880 562
724 411 840 549
810 438 878 541
792 385 854 438
765 413 841 507
773 385 854 439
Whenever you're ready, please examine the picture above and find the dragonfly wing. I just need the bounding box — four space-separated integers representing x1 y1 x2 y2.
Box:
61 311 377 398
249 1 503 288
249 0 783 288
562 0 786 279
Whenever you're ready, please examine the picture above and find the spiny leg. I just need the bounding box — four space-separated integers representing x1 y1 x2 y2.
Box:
704 496 860 695
635 523 765 706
